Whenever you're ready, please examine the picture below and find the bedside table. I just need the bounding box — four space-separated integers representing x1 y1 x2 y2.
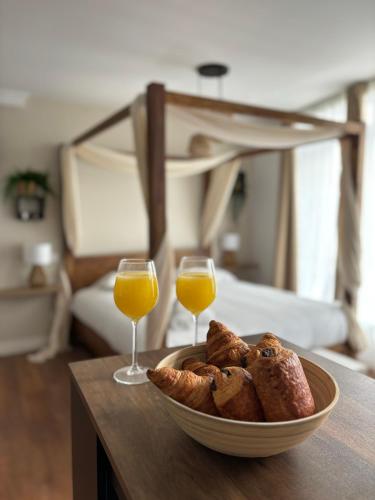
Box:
223 262 259 282
0 283 68 362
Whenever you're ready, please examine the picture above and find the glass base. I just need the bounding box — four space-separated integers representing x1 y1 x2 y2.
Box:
113 365 150 385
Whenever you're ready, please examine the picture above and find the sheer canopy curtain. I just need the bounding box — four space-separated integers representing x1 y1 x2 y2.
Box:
358 82 375 346
295 95 347 301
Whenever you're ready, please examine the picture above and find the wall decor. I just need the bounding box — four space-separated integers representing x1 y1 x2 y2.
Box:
2 169 54 221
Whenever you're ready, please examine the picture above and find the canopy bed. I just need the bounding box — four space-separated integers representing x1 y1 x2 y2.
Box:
58 82 366 360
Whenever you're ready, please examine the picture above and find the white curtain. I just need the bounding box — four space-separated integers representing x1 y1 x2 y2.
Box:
295 95 347 301
168 105 343 148
274 149 297 291
358 82 375 343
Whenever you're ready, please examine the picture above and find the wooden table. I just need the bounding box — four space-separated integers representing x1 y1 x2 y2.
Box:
70 336 375 500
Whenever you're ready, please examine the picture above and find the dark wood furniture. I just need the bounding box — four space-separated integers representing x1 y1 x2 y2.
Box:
66 81 365 355
70 335 375 500
70 86 364 289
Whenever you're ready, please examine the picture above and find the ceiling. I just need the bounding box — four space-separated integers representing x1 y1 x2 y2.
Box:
1 0 375 110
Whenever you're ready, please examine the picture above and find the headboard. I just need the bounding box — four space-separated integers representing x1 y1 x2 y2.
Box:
64 248 210 293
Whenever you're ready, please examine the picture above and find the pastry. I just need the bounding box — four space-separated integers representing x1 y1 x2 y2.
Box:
147 367 218 415
243 333 282 367
248 346 315 421
181 357 221 378
206 320 249 368
212 367 264 421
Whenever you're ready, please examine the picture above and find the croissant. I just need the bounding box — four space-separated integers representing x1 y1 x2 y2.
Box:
212 367 264 421
206 320 249 368
147 367 218 415
243 333 282 367
248 347 315 422
181 357 221 378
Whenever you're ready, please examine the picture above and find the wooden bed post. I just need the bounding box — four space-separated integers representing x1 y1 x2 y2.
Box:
347 83 367 203
146 83 166 259
343 83 367 306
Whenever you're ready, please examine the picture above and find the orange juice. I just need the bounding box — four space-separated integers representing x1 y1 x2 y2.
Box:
114 272 159 321
176 272 216 315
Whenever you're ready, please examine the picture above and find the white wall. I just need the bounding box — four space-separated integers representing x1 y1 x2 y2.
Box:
66 158 202 256
0 96 201 355
0 97 126 354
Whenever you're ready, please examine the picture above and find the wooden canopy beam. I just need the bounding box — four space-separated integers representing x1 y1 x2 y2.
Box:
71 104 131 146
70 82 364 148
166 91 364 136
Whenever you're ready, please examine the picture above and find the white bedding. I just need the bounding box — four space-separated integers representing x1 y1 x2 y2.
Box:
71 270 347 354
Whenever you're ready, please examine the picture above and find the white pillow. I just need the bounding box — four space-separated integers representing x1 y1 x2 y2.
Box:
93 266 236 291
214 267 238 284
94 271 117 290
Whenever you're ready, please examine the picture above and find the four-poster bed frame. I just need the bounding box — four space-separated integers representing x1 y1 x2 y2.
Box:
67 82 364 356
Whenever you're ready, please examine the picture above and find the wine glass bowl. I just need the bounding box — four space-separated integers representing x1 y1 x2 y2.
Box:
176 256 216 345
113 259 159 385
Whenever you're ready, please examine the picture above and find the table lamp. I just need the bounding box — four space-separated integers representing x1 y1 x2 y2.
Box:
23 242 54 287
221 232 241 268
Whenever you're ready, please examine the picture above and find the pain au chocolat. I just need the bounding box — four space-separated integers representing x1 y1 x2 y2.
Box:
212 366 264 421
247 344 315 422
243 333 282 367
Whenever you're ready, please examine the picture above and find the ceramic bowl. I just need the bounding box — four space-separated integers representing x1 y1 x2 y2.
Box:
155 343 339 457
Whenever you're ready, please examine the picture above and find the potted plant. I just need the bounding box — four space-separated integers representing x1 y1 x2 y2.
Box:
221 171 247 269
2 169 54 220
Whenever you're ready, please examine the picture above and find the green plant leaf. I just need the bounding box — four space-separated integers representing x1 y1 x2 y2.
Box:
2 168 55 199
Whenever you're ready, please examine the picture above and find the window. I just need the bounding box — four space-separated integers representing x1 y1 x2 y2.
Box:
295 95 347 301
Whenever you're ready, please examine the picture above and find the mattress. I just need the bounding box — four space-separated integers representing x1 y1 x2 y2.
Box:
71 270 347 354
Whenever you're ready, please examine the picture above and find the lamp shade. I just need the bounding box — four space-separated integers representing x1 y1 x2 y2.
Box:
23 242 54 266
221 232 241 252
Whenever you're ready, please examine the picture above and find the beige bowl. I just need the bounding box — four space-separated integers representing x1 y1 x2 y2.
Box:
156 343 339 457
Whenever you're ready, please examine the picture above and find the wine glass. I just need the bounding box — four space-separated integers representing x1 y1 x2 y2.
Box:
176 256 216 346
113 259 159 385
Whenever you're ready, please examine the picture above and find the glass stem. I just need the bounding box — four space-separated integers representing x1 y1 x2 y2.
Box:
131 320 139 371
193 314 199 346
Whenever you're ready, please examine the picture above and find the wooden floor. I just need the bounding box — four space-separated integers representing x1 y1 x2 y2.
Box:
0 348 90 500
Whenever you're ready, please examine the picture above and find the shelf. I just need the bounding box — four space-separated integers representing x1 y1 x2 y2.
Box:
0 285 61 299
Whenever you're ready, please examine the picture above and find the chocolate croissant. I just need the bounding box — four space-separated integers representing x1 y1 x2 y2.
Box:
248 347 315 421
206 320 249 368
212 367 264 421
181 357 221 378
147 367 218 415
243 333 282 367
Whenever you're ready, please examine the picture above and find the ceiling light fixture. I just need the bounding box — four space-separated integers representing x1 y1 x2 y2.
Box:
196 63 230 99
